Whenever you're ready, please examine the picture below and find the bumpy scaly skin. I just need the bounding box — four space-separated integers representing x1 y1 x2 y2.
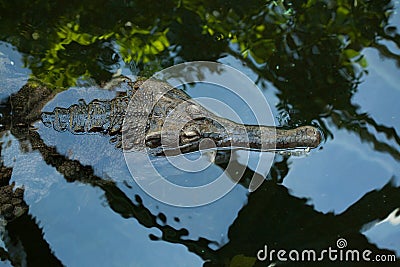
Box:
41 78 137 139
41 77 322 154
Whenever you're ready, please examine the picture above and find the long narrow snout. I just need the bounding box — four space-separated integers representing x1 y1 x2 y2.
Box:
212 123 322 151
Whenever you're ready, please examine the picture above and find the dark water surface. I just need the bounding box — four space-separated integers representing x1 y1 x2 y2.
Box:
0 1 399 266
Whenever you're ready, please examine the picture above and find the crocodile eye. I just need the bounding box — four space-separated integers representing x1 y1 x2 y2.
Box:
180 128 201 145
183 130 199 137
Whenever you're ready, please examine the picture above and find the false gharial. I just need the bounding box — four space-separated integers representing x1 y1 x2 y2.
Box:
41 77 322 156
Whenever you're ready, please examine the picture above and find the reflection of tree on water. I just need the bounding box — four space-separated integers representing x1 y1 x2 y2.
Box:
0 0 399 265
214 174 400 266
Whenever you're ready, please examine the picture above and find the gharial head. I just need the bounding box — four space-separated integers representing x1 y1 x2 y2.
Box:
142 97 322 156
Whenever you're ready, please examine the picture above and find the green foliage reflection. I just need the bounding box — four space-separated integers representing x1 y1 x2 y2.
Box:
1 0 393 86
